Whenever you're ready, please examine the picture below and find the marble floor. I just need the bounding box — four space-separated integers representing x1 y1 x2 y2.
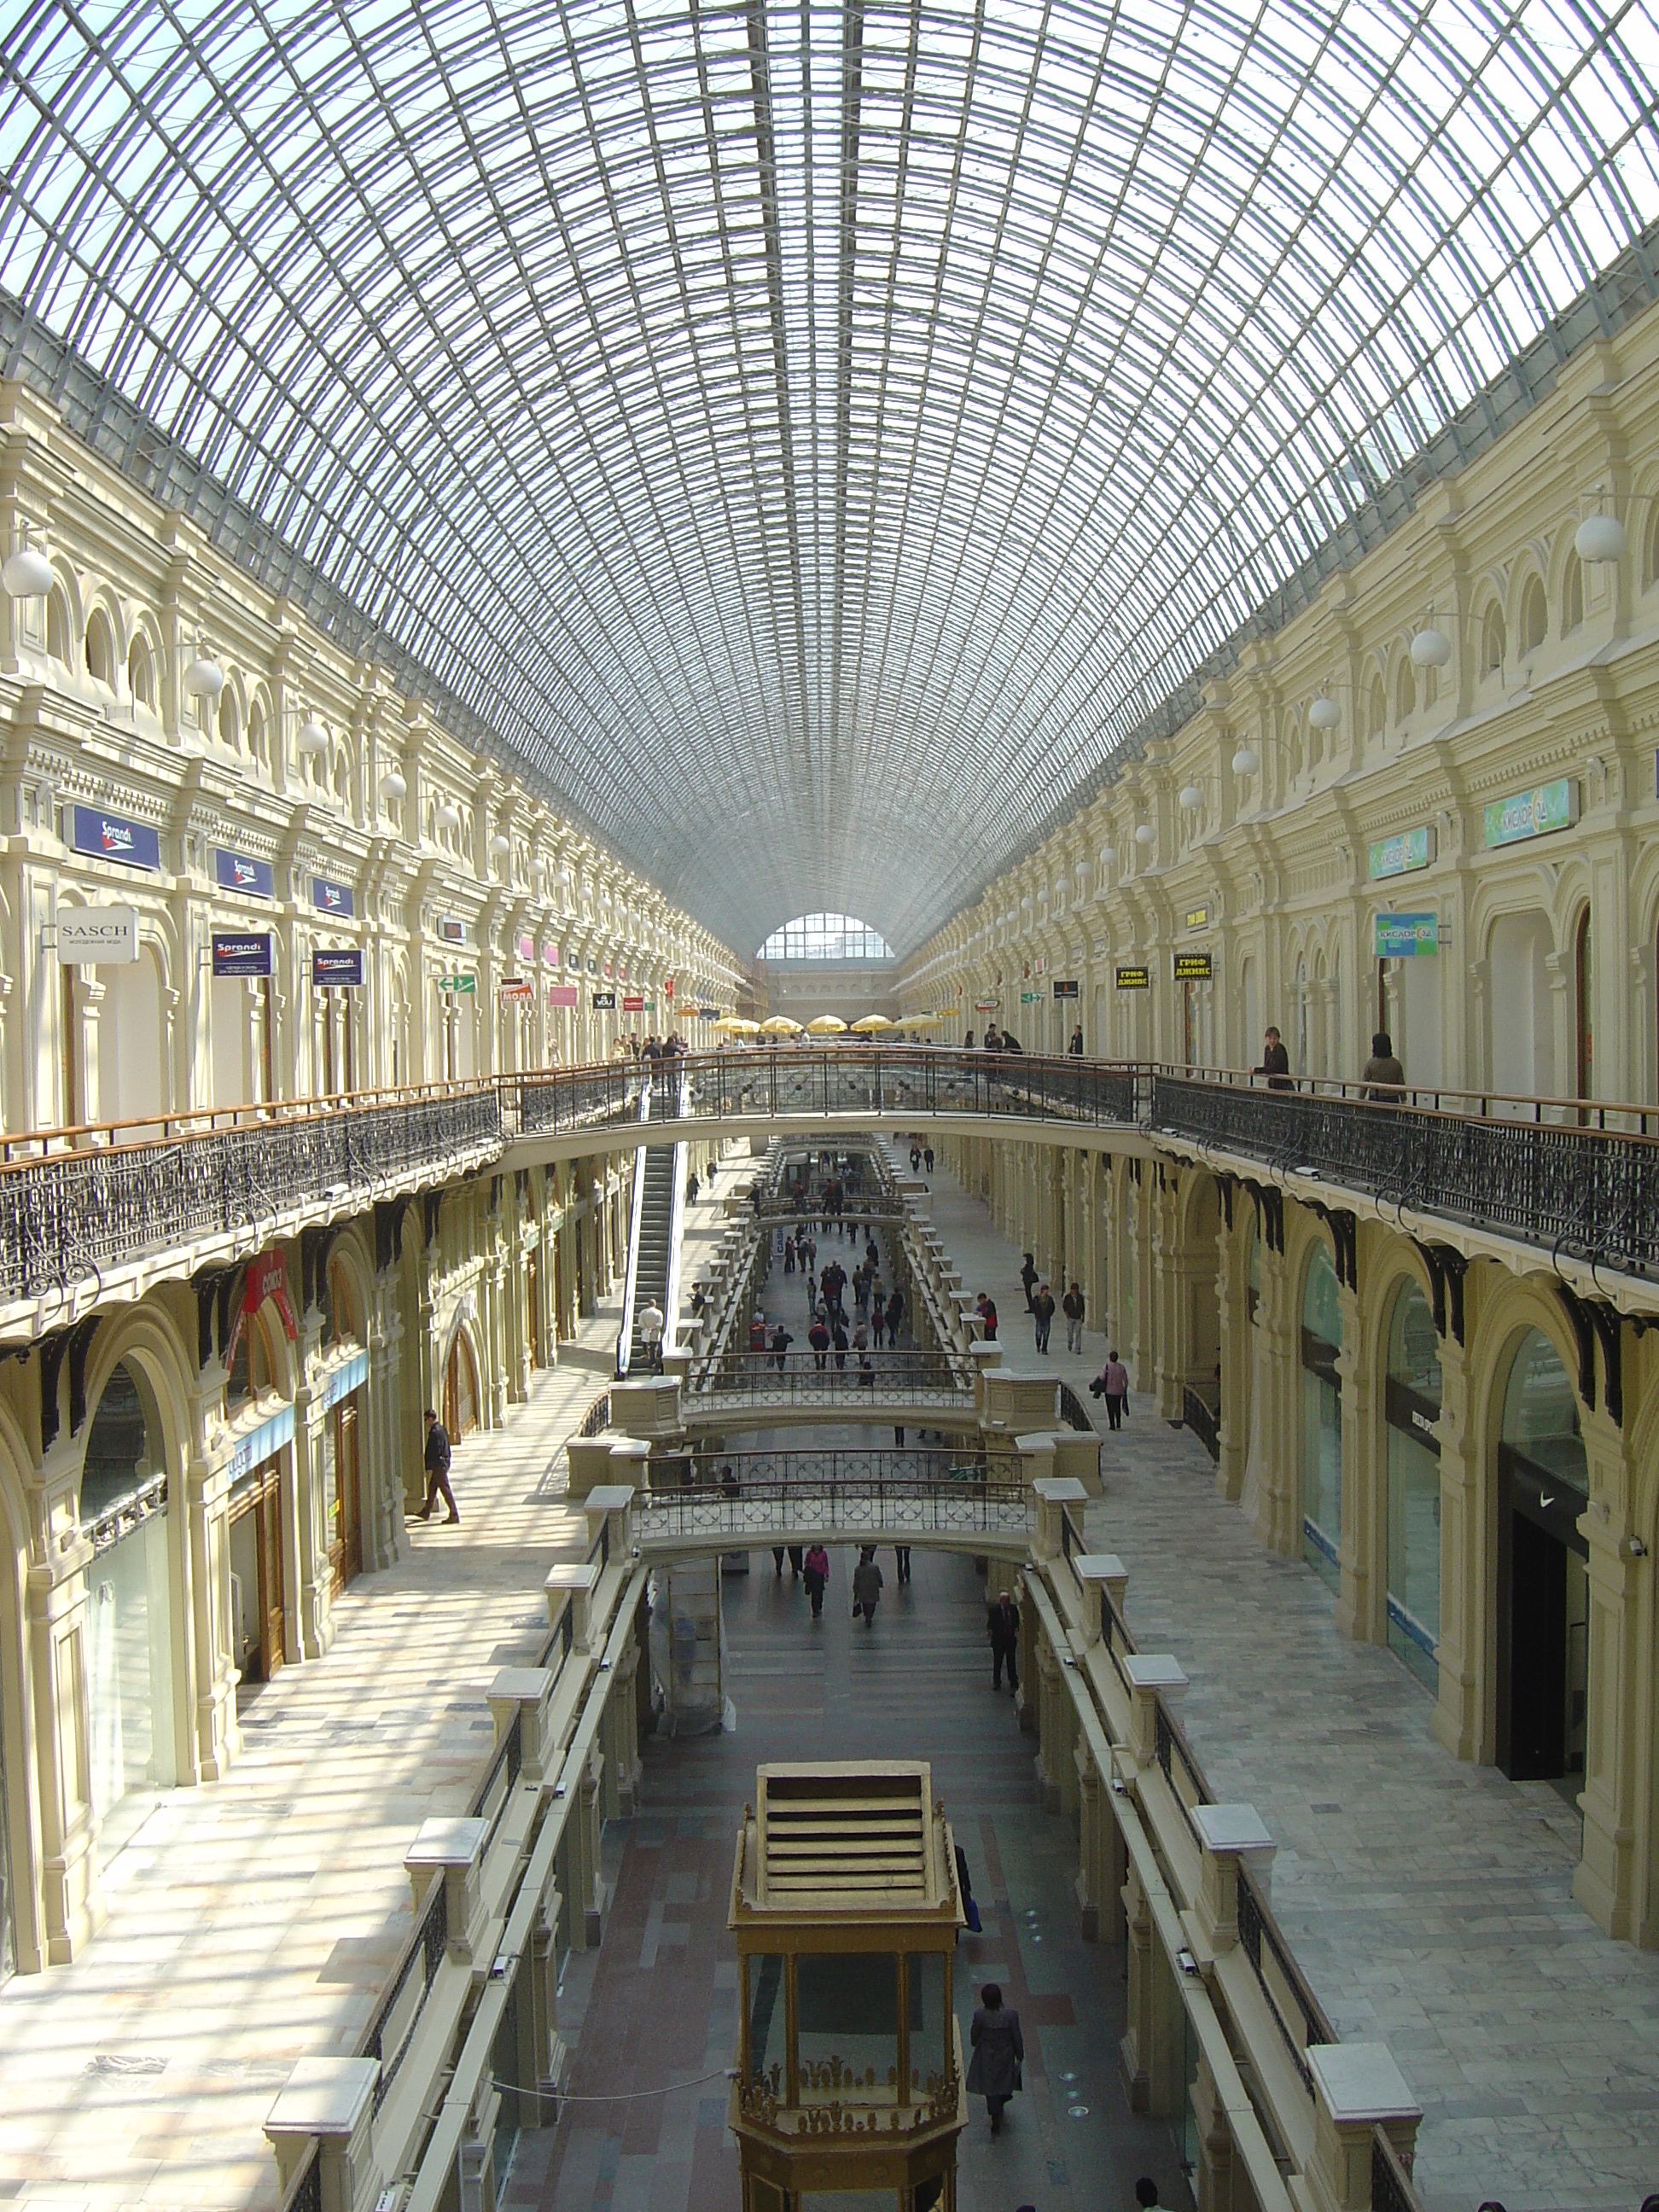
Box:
0 1144 748 2212
911 1147 1659 2212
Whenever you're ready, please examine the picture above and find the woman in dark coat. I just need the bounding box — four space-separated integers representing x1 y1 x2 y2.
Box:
965 1981 1024 2133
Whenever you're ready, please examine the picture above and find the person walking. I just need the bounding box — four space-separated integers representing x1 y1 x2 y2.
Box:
769 1323 793 1372
1068 1022 1084 1056
419 1407 459 1522
1062 1280 1085 1353
988 1589 1019 1691
1032 1281 1056 1354
803 1541 830 1618
871 1295 887 1349
894 1543 911 1584
638 1298 665 1371
1361 1029 1406 1101
966 1983 1024 2133
910 1142 922 1173
832 1316 849 1371
853 1546 883 1626
923 1144 934 1173
975 1292 998 1342
1255 1024 1293 1090
808 1314 830 1371
885 1286 904 1345
1101 1348 1129 1430
1020 1251 1038 1311
783 1234 795 1274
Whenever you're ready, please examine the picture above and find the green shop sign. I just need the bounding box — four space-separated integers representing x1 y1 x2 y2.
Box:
1484 778 1578 848
1374 912 1438 959
1369 826 1435 880
438 974 476 993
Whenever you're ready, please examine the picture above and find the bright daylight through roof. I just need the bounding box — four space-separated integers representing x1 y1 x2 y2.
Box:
3 6 1659 2212
1 0 1655 952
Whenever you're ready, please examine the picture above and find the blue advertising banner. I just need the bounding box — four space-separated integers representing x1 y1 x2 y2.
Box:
313 947 364 987
1374 911 1439 958
216 847 275 899
212 932 272 977
72 804 160 872
311 876 355 918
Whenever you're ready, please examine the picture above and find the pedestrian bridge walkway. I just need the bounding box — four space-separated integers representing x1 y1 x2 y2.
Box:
632 1470 1032 1560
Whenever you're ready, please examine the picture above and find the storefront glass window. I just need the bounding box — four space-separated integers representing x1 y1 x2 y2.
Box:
1301 1245 1342 1589
1502 1331 1588 1493
797 1953 899 2099
1385 1282 1442 1691
81 1362 177 1858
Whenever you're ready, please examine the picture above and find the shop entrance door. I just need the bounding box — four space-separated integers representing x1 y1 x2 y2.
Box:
444 1331 480 1440
230 1461 286 1688
328 1397 363 1595
1498 1447 1588 1790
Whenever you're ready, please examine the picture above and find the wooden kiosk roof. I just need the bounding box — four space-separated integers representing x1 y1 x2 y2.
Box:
731 1761 963 1930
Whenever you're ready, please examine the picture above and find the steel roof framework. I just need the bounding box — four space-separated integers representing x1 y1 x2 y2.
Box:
0 0 1655 952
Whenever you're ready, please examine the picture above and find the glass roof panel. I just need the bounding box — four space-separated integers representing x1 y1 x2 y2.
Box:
0 0 1652 954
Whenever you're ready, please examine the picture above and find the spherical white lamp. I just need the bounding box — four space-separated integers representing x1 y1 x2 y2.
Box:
1179 782 1204 810
1098 841 1116 867
435 800 461 833
487 830 510 857
1231 744 1260 776
379 767 407 802
297 716 329 758
1134 823 1155 848
1410 626 1452 671
1308 696 1341 731
1575 512 1626 562
2 543 53 597
183 652 225 702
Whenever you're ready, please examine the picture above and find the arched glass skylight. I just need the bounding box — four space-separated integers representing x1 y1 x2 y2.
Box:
0 0 1654 955
760 915 894 963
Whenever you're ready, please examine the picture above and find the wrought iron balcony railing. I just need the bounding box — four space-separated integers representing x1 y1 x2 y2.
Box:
0 1082 503 1311
695 1348 975 1408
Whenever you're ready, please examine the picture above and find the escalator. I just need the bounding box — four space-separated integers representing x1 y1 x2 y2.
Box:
618 1072 690 1376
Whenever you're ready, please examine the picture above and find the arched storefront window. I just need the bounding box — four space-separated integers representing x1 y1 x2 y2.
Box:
1497 1330 1589 1790
81 1360 178 1856
1301 1245 1342 1590
1384 1283 1441 1690
319 1254 366 1594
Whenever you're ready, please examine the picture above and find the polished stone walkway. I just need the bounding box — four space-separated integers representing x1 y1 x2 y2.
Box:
524 1540 1192 2212
0 1151 734 2212
918 1148 1659 2212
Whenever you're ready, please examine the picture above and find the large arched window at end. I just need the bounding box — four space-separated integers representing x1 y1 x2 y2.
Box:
758 913 894 961
1496 1329 1589 1787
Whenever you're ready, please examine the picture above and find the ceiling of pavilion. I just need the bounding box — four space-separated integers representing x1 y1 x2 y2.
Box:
1 2 1655 957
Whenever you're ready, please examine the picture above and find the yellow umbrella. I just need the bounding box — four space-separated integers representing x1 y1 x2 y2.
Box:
714 1015 760 1034
806 1014 848 1035
760 1015 802 1035
849 1013 893 1033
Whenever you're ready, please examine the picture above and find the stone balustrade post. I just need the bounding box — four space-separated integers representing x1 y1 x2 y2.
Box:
1190 1803 1275 1955
405 1815 490 1962
1121 1654 1188 1766
265 2058 381 2212
1074 1551 1128 1645
545 1560 602 1648
488 1666 556 1784
1305 2045 1422 2212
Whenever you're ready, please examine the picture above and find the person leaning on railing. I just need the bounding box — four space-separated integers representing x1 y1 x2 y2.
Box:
1360 1030 1406 1103
1254 1026 1294 1090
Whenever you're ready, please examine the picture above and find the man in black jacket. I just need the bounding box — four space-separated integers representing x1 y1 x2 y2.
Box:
419 1407 459 1522
1255 1025 1293 1091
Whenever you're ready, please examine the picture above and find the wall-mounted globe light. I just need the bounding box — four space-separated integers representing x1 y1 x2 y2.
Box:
1308 696 1341 731
1231 745 1260 776
1575 511 1626 562
435 800 461 832
379 767 407 802
1179 782 1203 809
297 716 329 757
183 651 225 702
1134 823 1155 848
487 831 510 856
2 541 53 597
1410 626 1452 671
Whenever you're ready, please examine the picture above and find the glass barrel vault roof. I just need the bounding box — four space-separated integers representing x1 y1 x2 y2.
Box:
0 0 1655 956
